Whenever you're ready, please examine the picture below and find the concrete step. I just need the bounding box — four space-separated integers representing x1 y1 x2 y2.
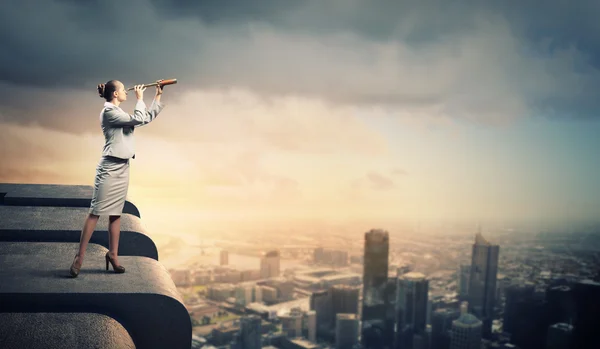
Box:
0 183 140 217
0 241 191 349
0 206 158 260
0 313 135 349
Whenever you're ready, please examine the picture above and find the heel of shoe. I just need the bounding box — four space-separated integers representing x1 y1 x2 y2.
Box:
70 254 81 278
105 252 126 274
70 265 79 278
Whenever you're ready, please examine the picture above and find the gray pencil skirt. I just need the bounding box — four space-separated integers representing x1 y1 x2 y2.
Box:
89 156 130 216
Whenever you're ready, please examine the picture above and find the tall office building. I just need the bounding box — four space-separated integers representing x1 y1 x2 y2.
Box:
310 289 333 338
220 250 229 266
331 285 360 324
413 331 430 349
468 231 499 338
239 315 262 349
395 272 429 349
571 280 600 349
361 229 390 349
384 277 398 346
545 284 575 327
260 250 280 279
546 323 573 349
449 302 482 349
503 282 535 335
427 293 446 326
506 290 548 349
431 308 460 349
305 310 317 342
336 314 360 349
458 265 470 301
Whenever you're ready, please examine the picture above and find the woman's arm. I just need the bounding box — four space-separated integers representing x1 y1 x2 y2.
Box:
103 99 164 127
134 98 165 128
134 83 165 128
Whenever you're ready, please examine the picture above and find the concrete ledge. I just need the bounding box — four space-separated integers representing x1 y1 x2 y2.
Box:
0 183 141 218
0 206 158 260
0 313 135 349
0 242 192 349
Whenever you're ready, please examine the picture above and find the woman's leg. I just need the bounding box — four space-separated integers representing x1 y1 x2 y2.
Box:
108 215 122 265
75 213 100 266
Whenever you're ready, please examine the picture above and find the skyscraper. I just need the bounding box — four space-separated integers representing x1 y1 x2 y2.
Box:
506 290 549 349
458 265 470 301
384 277 397 346
431 308 460 349
395 272 429 349
545 283 575 327
571 280 600 349
546 323 573 349
331 285 360 325
239 315 262 349
468 231 499 338
336 313 360 349
260 250 280 279
310 289 333 338
361 229 390 349
503 282 535 335
305 310 317 342
449 302 482 349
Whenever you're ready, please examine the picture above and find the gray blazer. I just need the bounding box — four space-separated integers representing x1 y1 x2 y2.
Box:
99 99 164 160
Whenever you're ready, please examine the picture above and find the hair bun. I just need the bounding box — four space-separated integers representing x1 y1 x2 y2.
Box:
97 83 105 98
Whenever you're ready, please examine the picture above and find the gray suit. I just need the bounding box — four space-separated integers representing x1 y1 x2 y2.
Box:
89 99 164 216
100 99 164 160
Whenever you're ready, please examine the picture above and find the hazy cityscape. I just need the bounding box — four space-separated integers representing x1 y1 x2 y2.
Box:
2 1 600 349
161 223 600 349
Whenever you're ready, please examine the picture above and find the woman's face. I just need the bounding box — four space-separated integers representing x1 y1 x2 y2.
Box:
113 81 127 102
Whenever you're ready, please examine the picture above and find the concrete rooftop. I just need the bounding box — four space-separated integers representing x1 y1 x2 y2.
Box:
0 183 192 349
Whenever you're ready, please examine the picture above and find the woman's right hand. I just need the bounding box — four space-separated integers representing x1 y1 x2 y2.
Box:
134 85 146 100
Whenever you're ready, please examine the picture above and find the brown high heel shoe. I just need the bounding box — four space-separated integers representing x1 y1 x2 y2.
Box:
105 252 125 273
70 254 81 278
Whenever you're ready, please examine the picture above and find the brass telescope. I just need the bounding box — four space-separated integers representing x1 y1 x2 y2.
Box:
126 78 177 91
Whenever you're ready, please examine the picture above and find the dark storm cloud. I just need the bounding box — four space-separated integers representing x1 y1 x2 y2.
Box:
0 0 189 88
150 0 600 64
148 0 304 26
1 0 600 128
491 1 600 66
149 0 483 44
149 0 600 120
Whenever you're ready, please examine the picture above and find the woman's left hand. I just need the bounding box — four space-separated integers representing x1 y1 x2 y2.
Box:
155 79 164 95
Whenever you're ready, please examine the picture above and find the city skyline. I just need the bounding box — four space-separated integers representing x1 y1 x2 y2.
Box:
181 224 599 348
2 1 600 237
5 180 592 348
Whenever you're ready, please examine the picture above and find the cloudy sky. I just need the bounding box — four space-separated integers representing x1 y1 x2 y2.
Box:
1 0 599 234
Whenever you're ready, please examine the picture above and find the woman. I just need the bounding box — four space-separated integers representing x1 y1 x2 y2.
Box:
69 79 166 277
